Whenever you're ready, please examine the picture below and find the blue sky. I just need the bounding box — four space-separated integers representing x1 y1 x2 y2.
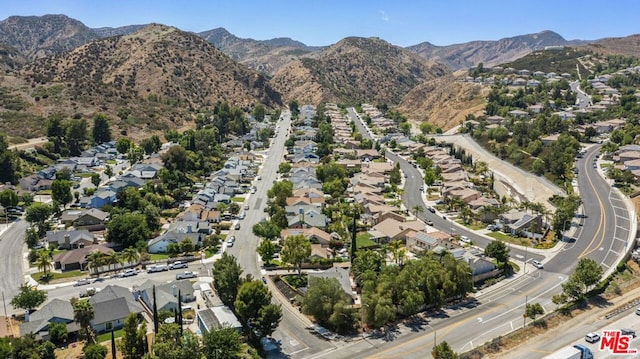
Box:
1 0 639 47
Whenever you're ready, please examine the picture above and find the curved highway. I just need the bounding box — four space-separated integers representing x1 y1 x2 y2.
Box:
322 108 633 359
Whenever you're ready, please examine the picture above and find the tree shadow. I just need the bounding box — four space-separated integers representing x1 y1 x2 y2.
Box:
403 316 428 332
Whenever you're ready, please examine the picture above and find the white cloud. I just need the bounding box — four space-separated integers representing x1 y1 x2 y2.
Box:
379 10 389 22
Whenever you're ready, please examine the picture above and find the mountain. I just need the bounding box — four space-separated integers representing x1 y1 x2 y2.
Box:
397 75 488 131
270 36 449 105
408 30 584 70
581 34 640 58
0 14 98 60
0 44 27 72
13 24 280 137
198 28 320 75
92 24 148 38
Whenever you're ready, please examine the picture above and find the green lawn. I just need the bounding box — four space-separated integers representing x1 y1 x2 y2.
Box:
356 232 377 249
231 197 245 203
32 270 84 282
106 160 117 165
96 328 124 343
150 253 170 261
487 232 533 246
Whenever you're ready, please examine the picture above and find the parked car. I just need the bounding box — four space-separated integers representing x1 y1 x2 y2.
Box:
227 236 236 247
460 236 470 244
427 206 436 213
176 271 197 280
122 269 138 277
79 287 100 298
427 220 433 226
244 204 250 210
74 279 91 287
169 261 188 270
147 264 168 273
585 332 600 343
531 260 544 269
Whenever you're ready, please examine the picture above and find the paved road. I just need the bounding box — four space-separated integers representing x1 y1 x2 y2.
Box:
322 108 633 359
0 219 29 311
571 81 592 109
226 112 332 358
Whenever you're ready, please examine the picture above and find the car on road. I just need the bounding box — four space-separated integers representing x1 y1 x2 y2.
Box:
74 279 91 287
531 260 544 269
585 332 600 343
79 287 100 298
426 206 436 213
593 163 597 168
147 264 168 273
257 175 262 180
621 328 636 338
244 204 250 210
427 220 433 226
460 236 470 244
122 269 138 277
262 276 267 284
251 187 257 194
227 235 236 247
176 271 198 280
169 261 188 270
636 307 640 316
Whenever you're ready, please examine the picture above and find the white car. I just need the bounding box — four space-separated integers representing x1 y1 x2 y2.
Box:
531 260 544 269
460 236 470 244
121 269 138 277
176 271 198 280
169 261 188 270
74 279 91 287
585 332 600 343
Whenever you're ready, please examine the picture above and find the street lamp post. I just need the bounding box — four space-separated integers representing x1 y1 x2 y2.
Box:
426 324 437 347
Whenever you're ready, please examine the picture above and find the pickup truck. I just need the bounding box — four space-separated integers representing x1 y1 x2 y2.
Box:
169 261 188 270
176 271 198 280
79 287 100 298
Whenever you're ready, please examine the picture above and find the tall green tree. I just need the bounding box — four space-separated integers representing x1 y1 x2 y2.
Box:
92 113 112 144
25 202 53 227
234 280 282 339
51 179 73 208
72 298 95 343
66 118 88 156
253 104 267 121
281 234 311 277
83 343 107 359
432 341 458 359
119 313 146 359
485 240 510 268
0 189 18 208
302 277 355 333
252 220 280 240
116 137 133 155
91 173 101 187
257 239 277 265
202 327 243 359
0 133 19 183
213 253 243 307
152 323 202 359
48 322 68 344
10 283 47 311
106 213 150 248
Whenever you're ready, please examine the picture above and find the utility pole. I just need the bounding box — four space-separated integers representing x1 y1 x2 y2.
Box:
523 295 528 328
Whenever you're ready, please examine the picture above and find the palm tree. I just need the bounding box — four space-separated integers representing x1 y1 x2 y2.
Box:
412 205 423 217
34 251 52 278
85 250 106 277
389 240 405 265
73 299 95 343
121 248 139 268
105 253 121 274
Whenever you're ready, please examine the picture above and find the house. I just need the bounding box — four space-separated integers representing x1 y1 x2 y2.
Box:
90 285 144 333
129 163 162 179
405 230 450 253
87 189 117 209
287 209 327 228
53 245 114 271
20 299 79 339
371 218 426 242
307 267 354 300
73 208 110 231
46 229 96 249
136 279 196 314
281 227 333 246
19 175 53 192
356 149 381 162
148 221 209 254
196 306 243 333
